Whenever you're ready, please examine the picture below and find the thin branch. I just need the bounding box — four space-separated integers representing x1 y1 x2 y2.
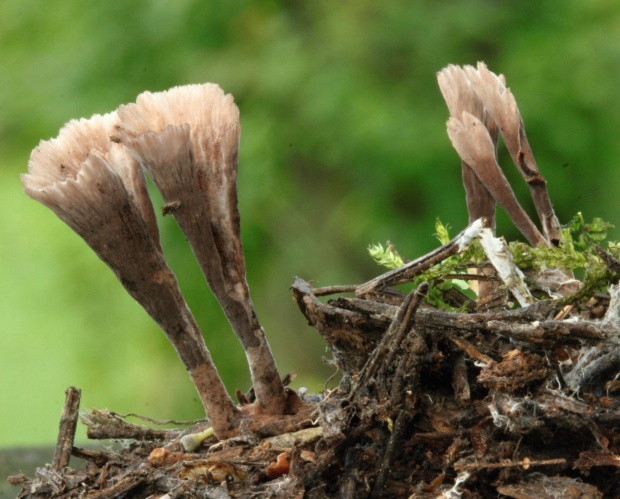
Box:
52 387 81 471
356 218 486 296
312 285 359 296
353 282 428 401
372 409 409 496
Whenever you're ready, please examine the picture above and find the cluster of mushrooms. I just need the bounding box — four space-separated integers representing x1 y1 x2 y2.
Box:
22 63 617 497
21 63 567 441
22 85 304 439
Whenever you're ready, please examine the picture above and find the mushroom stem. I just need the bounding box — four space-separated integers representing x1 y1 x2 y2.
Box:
117 85 286 415
22 115 239 438
464 62 561 244
446 111 549 248
438 65 502 301
437 64 497 230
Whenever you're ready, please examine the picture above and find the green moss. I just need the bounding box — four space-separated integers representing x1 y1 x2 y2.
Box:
369 213 619 310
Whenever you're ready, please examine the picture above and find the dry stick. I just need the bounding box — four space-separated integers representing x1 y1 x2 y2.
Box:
421 310 608 345
464 63 561 244
356 218 487 297
336 292 558 326
447 112 549 247
52 387 81 471
376 320 429 494
85 470 147 499
372 409 409 496
452 355 471 407
81 409 174 441
595 245 620 274
458 457 566 472
71 447 116 467
117 85 286 415
446 333 494 365
384 282 429 370
353 282 428 401
484 318 608 344
334 295 605 346
312 284 359 296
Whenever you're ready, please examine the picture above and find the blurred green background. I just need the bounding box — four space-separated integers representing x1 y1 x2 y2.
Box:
2 0 620 449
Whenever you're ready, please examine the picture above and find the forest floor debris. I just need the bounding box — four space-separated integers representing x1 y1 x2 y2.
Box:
10 223 620 496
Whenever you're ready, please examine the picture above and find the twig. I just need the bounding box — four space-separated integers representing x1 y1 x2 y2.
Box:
353 283 428 399
372 409 409 496
106 411 200 426
457 457 566 472
71 447 117 467
81 409 178 441
485 319 609 344
446 333 494 365
356 218 486 296
312 285 359 296
84 470 147 499
595 245 620 274
52 386 81 471
452 355 472 406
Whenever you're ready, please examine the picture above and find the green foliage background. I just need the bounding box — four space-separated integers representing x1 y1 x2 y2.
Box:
1 1 620 447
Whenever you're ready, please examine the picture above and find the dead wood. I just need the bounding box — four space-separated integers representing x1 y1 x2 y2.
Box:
14 236 620 498
52 387 81 471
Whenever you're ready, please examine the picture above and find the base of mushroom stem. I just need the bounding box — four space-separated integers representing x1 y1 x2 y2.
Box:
183 388 317 450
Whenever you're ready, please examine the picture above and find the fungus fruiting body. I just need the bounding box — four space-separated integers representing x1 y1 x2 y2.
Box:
115 85 286 416
22 85 297 438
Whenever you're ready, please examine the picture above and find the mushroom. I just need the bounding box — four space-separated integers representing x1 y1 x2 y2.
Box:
115 84 287 416
437 64 497 231
438 63 577 300
438 64 550 248
463 63 561 245
21 112 240 438
446 110 549 248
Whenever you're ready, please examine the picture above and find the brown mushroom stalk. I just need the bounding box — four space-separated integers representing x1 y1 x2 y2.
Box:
438 65 502 302
446 111 549 247
463 62 561 244
437 64 497 230
116 84 287 415
21 113 239 438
